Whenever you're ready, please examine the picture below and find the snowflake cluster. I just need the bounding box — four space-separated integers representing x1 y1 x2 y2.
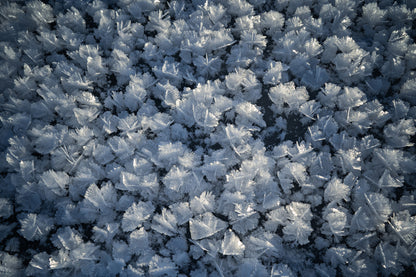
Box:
1 0 416 276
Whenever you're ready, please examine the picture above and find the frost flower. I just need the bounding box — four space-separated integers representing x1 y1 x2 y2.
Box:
189 212 227 240
221 229 245 256
122 201 155 232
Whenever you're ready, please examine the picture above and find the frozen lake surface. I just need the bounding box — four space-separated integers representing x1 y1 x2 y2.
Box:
0 0 415 276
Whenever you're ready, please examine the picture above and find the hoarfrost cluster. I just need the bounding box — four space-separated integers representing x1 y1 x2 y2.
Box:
0 0 416 276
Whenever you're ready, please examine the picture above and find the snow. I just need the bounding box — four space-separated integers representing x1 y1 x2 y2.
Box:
1 0 416 276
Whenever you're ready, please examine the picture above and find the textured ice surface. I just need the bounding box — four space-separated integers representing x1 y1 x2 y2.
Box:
1 0 416 276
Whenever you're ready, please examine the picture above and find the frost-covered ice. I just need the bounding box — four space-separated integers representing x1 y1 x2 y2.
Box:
1 0 416 276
